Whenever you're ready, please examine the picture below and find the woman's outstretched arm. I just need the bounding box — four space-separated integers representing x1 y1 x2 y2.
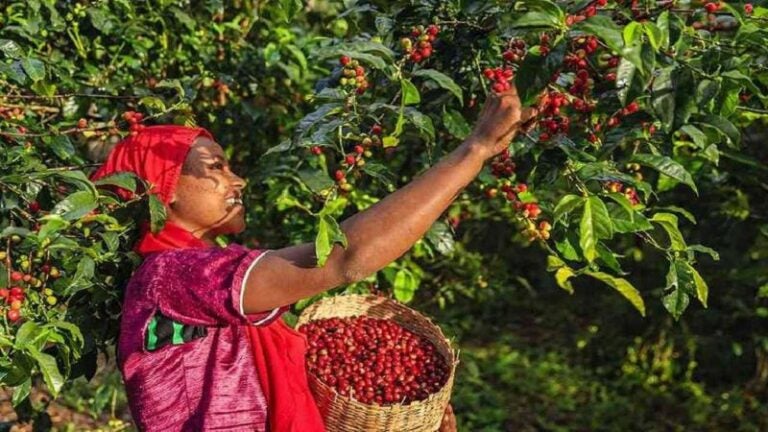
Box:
243 86 535 314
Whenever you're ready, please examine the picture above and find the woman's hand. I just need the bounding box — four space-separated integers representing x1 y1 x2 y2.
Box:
438 403 457 432
466 84 538 161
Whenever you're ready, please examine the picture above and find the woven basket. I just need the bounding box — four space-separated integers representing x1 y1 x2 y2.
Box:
296 294 458 432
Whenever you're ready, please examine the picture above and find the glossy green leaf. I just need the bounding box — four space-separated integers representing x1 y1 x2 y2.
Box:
27 347 64 396
401 79 421 105
94 172 139 194
21 58 45 82
393 268 419 303
315 214 347 267
632 154 697 194
679 261 708 307
148 194 166 234
554 194 584 222
442 109 471 140
651 213 686 251
554 266 576 294
579 196 613 262
52 191 98 221
413 69 463 104
585 271 645 316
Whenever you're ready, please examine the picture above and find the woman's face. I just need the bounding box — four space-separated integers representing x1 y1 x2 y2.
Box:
168 137 246 243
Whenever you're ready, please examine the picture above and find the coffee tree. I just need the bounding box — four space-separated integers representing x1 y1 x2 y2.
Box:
283 0 767 320
0 0 766 426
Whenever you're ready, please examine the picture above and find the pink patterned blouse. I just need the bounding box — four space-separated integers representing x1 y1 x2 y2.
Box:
117 244 285 431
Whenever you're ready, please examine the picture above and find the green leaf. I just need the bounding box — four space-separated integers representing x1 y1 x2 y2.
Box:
382 136 399 148
631 154 697 194
298 169 334 194
616 57 640 106
576 15 624 54
442 109 471 140
554 266 576 294
413 69 463 105
687 244 720 261
94 172 139 193
0 61 27 85
21 58 45 82
597 243 623 274
655 205 696 224
651 67 675 131
27 347 64 397
52 191 98 221
650 213 687 251
147 194 167 234
401 79 421 105
579 196 613 263
139 96 167 112
425 221 454 256
678 125 708 149
315 214 347 267
679 261 708 307
553 194 583 222
65 256 95 295
14 322 41 350
662 287 689 320
36 215 69 241
11 379 30 407
585 271 645 316
656 11 670 49
404 108 435 142
643 22 663 50
0 39 23 59
623 21 643 46
393 268 419 303
511 11 562 29
695 115 741 147
515 42 567 105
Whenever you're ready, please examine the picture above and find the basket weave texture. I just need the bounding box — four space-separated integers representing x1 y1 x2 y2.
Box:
296 294 458 432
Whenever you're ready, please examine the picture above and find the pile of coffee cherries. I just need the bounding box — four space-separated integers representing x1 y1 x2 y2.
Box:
300 316 450 406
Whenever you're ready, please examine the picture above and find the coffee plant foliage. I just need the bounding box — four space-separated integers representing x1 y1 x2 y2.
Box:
0 0 766 414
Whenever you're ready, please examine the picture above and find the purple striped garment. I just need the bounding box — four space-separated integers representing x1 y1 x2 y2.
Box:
118 244 285 431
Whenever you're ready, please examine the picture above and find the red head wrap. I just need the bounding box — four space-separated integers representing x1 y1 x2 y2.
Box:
89 125 214 255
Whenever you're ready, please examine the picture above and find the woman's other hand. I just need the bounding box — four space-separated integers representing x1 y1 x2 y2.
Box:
438 403 457 432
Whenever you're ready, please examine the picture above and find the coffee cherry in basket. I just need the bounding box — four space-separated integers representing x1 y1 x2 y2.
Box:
299 316 449 406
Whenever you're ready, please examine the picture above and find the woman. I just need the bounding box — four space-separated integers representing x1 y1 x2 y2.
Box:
92 86 534 431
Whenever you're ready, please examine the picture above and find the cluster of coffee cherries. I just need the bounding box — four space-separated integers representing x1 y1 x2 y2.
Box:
339 56 369 95
537 91 571 142
523 219 553 242
400 24 439 63
123 111 146 134
565 0 608 26
488 182 551 241
603 101 640 130
482 66 515 93
300 316 449 406
502 38 527 64
604 181 641 206
332 124 383 192
490 148 516 178
0 241 62 323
